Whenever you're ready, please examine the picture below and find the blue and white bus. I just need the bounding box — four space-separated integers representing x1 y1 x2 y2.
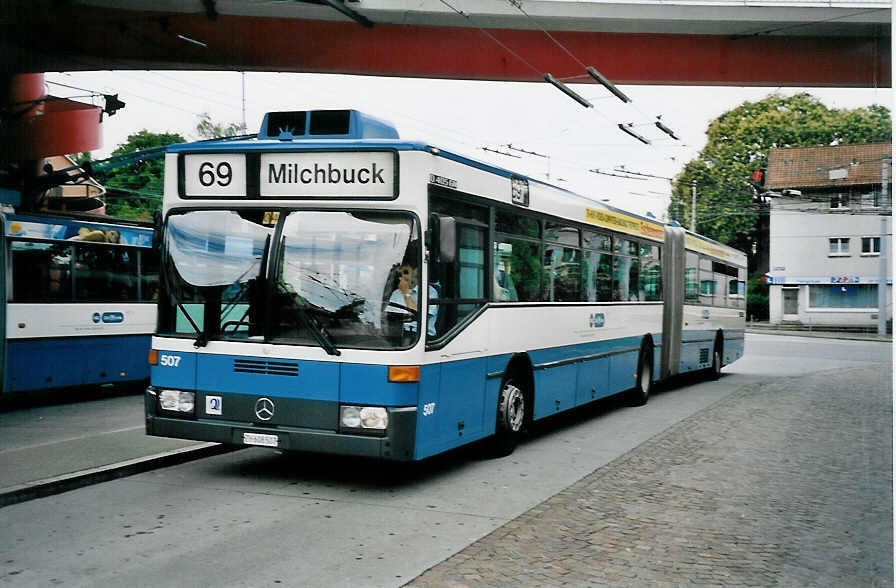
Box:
145 109 746 460
1 212 158 396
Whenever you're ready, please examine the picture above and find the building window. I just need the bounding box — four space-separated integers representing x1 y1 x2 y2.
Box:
809 284 878 309
861 237 881 256
860 191 882 209
829 193 850 210
828 238 850 256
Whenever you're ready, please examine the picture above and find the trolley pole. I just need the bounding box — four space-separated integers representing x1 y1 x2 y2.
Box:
878 155 889 336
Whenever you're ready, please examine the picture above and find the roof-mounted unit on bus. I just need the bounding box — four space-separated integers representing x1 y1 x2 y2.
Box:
258 109 400 141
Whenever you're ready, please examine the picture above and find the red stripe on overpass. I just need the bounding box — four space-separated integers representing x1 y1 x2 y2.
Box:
16 12 890 88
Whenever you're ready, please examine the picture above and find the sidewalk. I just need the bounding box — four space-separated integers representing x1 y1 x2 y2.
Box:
0 393 232 506
408 363 893 587
745 321 892 342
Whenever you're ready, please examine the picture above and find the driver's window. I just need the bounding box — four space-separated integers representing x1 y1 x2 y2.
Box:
428 191 488 341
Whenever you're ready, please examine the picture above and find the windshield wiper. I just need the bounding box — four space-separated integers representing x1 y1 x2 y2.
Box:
221 235 271 337
278 284 341 356
162 262 208 347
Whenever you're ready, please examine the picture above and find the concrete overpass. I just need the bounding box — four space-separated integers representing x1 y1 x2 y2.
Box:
4 0 891 87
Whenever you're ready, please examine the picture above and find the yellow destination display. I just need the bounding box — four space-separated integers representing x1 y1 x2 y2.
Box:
684 234 746 265
584 207 664 242
585 207 745 265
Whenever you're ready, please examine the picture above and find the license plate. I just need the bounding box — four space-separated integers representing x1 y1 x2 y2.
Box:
242 432 279 447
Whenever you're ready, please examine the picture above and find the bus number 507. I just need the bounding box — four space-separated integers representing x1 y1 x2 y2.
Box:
159 354 182 367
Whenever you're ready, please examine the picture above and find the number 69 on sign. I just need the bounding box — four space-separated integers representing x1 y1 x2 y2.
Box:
183 154 247 197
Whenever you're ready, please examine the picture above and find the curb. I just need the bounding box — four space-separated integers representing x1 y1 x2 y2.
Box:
0 443 240 508
745 328 892 342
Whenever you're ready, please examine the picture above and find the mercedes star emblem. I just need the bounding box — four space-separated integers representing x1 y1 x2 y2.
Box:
254 397 275 421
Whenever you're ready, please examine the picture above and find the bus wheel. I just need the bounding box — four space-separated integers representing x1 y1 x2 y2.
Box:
628 344 653 407
709 337 723 381
490 378 526 457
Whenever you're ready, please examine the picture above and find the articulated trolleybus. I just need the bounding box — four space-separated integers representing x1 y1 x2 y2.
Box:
146 109 746 461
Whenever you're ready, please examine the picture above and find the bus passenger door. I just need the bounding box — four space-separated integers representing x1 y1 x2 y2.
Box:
425 211 490 454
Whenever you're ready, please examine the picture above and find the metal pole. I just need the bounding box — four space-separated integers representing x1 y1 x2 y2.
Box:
690 182 696 232
241 72 247 132
878 155 889 335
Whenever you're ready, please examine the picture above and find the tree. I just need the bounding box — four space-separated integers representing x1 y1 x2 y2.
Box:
92 130 185 220
668 93 891 269
195 112 247 139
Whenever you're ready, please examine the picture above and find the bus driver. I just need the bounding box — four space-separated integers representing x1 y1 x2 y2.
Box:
388 264 438 337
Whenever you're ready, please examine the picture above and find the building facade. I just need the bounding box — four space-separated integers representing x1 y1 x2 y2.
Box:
765 143 891 329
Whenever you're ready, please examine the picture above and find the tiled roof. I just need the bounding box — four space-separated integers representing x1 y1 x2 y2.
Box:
765 143 891 189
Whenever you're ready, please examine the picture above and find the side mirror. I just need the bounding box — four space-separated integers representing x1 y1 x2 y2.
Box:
430 214 456 264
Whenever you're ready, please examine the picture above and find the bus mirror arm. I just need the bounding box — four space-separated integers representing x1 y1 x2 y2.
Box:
152 210 163 250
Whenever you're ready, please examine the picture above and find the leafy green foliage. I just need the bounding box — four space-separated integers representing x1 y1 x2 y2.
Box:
92 130 186 220
195 112 247 139
747 272 769 321
86 114 247 221
669 93 891 267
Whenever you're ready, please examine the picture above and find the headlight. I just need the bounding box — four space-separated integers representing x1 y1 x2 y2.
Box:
360 407 388 429
340 405 388 432
158 389 195 414
341 406 361 428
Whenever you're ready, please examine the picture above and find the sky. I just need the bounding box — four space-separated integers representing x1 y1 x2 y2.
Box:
44 70 892 218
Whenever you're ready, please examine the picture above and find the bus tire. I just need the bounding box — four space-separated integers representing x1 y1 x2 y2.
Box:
709 334 723 381
489 377 527 457
628 341 653 407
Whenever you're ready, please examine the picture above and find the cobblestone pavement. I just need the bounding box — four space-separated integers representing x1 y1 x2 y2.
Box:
407 365 893 587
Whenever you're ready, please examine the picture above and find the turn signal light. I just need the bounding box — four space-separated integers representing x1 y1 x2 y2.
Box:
148 349 158 366
388 365 420 383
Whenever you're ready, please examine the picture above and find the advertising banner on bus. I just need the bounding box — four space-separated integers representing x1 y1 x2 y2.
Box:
5 215 152 246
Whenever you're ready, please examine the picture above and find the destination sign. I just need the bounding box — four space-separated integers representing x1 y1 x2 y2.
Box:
181 151 397 199
260 152 396 198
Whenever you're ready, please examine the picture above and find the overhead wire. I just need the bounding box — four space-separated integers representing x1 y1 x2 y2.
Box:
504 0 685 145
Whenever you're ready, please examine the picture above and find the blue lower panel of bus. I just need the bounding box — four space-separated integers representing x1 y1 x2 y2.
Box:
5 335 150 393
528 335 655 420
147 330 742 461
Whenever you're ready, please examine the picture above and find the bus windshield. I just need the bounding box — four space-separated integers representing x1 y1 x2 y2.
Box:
159 209 421 350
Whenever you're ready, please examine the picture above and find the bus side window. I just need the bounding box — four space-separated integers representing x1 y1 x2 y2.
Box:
582 231 612 302
493 238 540 302
698 256 715 304
140 248 160 301
641 244 662 302
9 242 73 302
684 252 699 303
543 223 580 302
612 238 636 302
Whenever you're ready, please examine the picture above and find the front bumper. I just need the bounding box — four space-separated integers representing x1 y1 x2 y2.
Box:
145 397 418 461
